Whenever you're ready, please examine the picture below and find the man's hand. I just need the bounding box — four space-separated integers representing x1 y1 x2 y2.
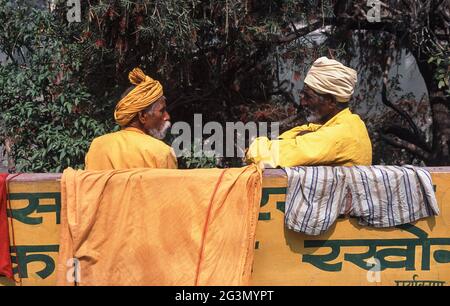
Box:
297 130 313 136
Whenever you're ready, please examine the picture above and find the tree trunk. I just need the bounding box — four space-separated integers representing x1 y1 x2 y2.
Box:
415 57 450 165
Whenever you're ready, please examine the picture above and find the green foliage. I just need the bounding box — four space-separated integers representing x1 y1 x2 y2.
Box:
178 146 217 169
1 0 447 171
428 53 450 97
65 0 323 122
0 0 112 172
0 0 323 172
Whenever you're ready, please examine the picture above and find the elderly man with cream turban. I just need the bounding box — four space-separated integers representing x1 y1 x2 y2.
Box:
246 57 372 168
85 68 177 170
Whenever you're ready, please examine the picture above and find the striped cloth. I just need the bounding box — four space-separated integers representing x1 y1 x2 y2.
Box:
285 166 440 236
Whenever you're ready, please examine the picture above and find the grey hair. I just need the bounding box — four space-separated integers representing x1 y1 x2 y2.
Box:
144 101 160 113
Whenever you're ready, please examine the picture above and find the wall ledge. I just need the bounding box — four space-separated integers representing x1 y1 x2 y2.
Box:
4 166 450 182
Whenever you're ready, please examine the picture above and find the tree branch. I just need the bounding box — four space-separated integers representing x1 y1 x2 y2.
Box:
271 20 324 44
380 133 431 161
381 39 423 141
270 16 406 46
383 125 430 152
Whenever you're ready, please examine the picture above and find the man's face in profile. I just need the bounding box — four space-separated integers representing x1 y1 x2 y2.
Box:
299 86 332 124
142 96 172 139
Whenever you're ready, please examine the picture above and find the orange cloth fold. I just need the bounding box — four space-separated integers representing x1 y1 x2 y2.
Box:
57 166 262 286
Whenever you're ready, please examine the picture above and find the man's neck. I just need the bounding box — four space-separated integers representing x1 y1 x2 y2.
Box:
124 123 147 135
319 107 349 125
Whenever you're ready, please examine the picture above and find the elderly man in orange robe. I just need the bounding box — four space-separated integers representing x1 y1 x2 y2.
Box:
85 68 177 170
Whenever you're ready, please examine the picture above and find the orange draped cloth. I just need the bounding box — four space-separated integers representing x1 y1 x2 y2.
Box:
56 166 262 286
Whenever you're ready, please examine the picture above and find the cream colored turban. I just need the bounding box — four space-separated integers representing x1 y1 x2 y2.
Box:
114 68 163 126
304 57 357 102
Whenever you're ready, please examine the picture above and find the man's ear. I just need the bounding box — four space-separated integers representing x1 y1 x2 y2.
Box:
326 95 337 109
137 110 146 124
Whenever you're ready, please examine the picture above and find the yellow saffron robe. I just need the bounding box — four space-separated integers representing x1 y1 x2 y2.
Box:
247 108 372 167
85 127 177 170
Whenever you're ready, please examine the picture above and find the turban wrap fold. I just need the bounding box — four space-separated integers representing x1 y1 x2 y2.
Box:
114 68 163 126
304 57 357 102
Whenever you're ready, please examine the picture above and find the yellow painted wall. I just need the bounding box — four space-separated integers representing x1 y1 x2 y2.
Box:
0 176 60 286
251 171 450 286
0 169 449 286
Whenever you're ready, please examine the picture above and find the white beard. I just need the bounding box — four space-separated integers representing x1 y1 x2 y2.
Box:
148 121 172 140
306 113 322 124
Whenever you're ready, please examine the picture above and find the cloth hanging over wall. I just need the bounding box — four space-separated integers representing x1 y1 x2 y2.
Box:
57 166 262 286
285 166 439 236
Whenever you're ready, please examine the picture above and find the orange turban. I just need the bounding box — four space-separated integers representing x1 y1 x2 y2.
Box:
304 57 357 102
114 68 163 126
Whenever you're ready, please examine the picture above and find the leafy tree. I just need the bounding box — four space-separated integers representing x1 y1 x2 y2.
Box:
71 0 450 165
0 0 112 172
1 0 448 171
56 0 320 122
327 0 450 165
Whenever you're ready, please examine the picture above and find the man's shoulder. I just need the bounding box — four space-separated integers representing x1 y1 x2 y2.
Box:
142 137 173 152
90 131 122 145
90 130 172 152
123 131 173 153
318 111 368 140
334 110 367 127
